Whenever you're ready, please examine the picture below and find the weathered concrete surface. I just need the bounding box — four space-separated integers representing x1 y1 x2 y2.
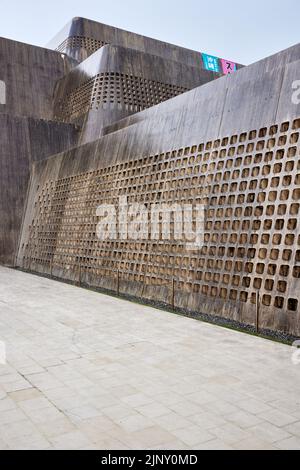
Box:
1 25 228 268
53 44 221 142
0 267 300 450
1 17 300 337
103 41 300 144
0 36 80 266
17 42 300 336
0 37 75 120
48 16 244 69
0 115 78 266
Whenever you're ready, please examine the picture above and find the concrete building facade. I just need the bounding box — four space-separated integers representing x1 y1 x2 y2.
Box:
1 18 300 337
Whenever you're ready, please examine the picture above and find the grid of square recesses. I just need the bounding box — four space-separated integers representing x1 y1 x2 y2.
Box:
23 118 300 315
55 72 189 122
56 36 108 55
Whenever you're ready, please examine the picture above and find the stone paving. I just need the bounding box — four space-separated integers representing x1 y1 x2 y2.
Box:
0 266 300 450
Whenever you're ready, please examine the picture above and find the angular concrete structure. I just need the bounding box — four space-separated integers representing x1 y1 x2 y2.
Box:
48 17 231 67
53 44 219 143
0 38 79 266
1 18 300 337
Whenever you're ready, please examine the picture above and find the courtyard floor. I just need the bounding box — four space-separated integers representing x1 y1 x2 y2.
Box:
0 266 300 450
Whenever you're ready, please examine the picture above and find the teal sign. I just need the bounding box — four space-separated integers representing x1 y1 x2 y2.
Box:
202 53 220 73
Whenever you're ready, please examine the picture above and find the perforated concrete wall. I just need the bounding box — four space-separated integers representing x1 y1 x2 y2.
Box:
17 37 300 336
19 117 300 338
0 115 78 266
0 37 74 120
0 22 231 269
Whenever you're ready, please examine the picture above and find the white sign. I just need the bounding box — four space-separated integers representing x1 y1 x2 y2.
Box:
292 340 300 365
0 80 6 105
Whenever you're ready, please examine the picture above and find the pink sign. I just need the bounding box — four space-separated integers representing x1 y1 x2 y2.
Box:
221 59 237 75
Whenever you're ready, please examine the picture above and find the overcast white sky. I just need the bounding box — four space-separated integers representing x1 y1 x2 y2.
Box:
0 0 299 65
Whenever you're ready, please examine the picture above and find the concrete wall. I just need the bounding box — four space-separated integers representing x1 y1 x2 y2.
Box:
103 42 300 144
0 37 74 120
0 27 232 269
0 37 80 266
17 42 300 336
0 115 78 266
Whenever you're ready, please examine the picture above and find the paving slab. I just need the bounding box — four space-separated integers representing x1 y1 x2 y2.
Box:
0 267 300 450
